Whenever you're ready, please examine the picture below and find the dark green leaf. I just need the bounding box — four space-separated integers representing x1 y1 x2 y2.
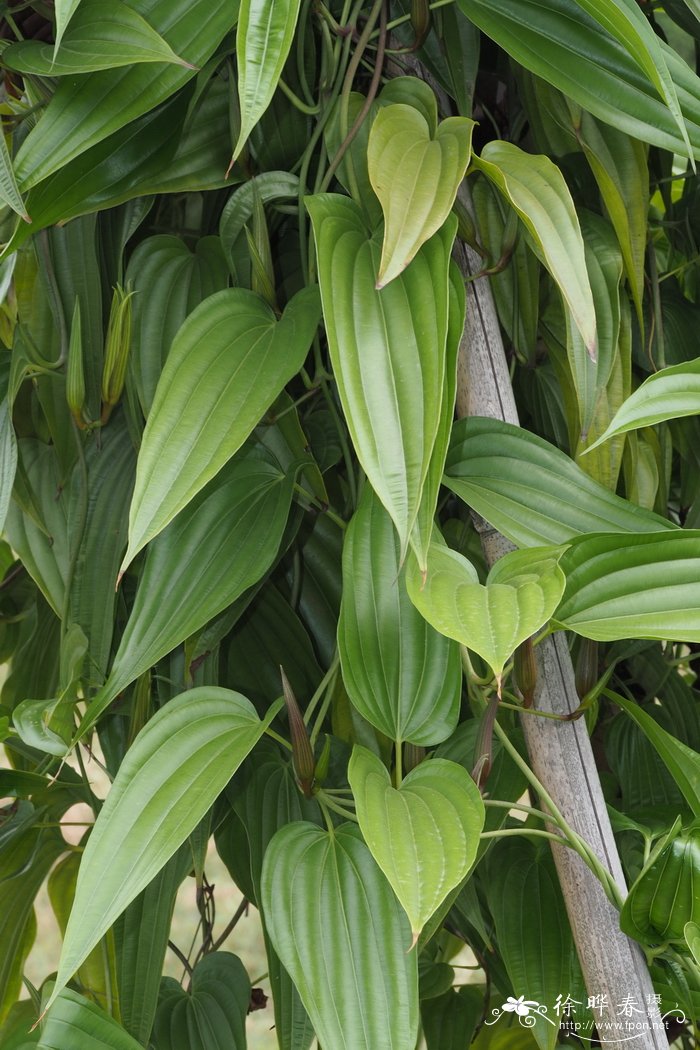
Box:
152 952 249 1050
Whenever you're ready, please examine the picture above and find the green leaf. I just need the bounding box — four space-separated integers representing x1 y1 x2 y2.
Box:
555 531 700 644
406 541 565 680
588 357 700 450
485 838 587 1050
686 921 700 966
472 141 596 356
48 688 279 1014
261 822 419 1050
367 103 474 286
126 235 229 417
37 988 143 1050
114 846 191 1046
456 0 700 159
306 193 455 564
0 130 29 222
422 986 483 1050
219 172 299 280
0 399 17 533
152 952 249 1050
54 0 83 53
231 0 303 165
122 285 319 569
338 486 461 745
4 1 191 75
348 746 485 940
14 0 236 189
80 456 294 736
444 417 675 546
607 692 700 818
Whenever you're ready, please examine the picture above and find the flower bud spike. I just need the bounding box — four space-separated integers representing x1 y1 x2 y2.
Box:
281 666 316 798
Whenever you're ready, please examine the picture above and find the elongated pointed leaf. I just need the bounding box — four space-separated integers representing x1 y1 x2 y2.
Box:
5 1 191 75
686 922 700 966
307 193 454 563
608 691 700 818
555 531 700 643
588 357 700 451
15 0 236 189
0 399 17 533
38 989 143 1050
231 0 303 165
48 688 279 1014
444 417 675 546
123 285 319 569
407 542 565 679
80 456 294 736
54 0 83 53
368 103 474 286
473 141 596 355
261 822 419 1050
338 486 461 745
219 172 299 278
456 0 700 158
153 952 249 1050
0 132 29 222
348 746 484 939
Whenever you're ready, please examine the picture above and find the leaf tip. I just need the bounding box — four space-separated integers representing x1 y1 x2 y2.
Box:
408 930 420 952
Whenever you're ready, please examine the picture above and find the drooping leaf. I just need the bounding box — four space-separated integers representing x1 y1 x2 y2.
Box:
472 140 596 355
607 691 700 818
367 103 474 286
14 0 236 189
485 837 587 1050
444 417 675 546
0 130 29 222
406 541 565 680
37 988 143 1050
5 1 191 76
80 456 294 737
219 172 299 279
338 486 461 745
348 746 484 939
456 0 700 158
122 285 319 569
0 399 17 533
307 193 455 564
125 235 229 416
47 688 280 1014
261 822 419 1050
152 952 250 1050
231 0 303 165
588 357 700 450
555 531 700 643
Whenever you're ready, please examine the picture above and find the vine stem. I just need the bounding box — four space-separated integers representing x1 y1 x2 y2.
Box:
317 792 358 824
479 828 570 847
304 652 340 727
492 719 625 909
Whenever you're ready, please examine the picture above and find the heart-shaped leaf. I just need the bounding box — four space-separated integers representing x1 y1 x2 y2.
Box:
407 541 565 680
338 486 461 746
4 1 191 76
368 103 474 287
47 688 280 1015
122 285 320 570
306 193 454 564
261 822 418 1050
473 141 596 356
152 952 250 1050
348 746 484 941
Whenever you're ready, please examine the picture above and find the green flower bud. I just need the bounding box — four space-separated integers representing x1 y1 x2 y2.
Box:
101 284 134 422
65 298 87 428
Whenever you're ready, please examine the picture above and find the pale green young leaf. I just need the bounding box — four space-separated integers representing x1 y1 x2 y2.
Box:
338 486 461 746
472 141 596 356
368 103 474 286
587 358 700 451
261 822 419 1050
406 541 565 680
444 417 675 546
122 285 320 571
5 1 192 76
47 689 280 1014
306 193 454 565
555 531 700 643
231 0 303 167
348 746 484 940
